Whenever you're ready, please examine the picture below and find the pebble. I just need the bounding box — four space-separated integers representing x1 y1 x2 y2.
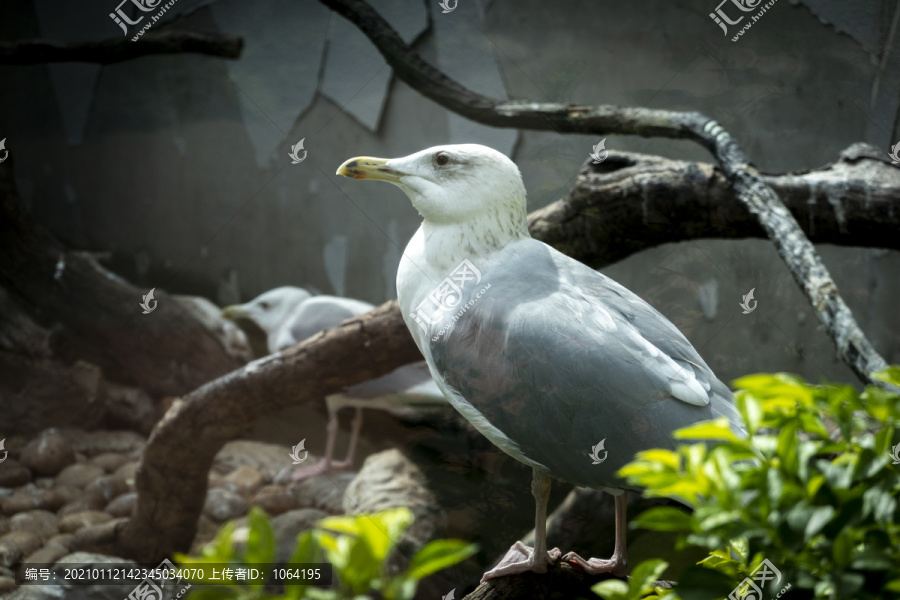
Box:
59 511 113 533
45 533 74 550
57 496 104 518
112 462 138 487
89 452 130 473
55 464 105 489
18 430 74 477
104 492 137 518
9 511 58 542
222 466 264 498
82 475 128 507
0 530 41 567
21 541 69 566
62 429 146 457
0 575 13 593
271 508 328 561
203 488 246 521
250 485 297 516
213 440 288 481
1 485 76 515
288 471 356 514
0 460 31 488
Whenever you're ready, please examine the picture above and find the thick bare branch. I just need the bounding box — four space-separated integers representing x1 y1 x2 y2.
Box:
0 31 242 65
532 144 900 268
0 160 244 398
319 0 893 386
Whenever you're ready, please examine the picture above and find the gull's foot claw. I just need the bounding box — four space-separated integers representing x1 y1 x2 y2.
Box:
291 458 352 481
480 542 562 583
562 551 628 578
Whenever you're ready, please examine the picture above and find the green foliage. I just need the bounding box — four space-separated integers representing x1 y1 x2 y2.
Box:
593 369 900 600
174 506 477 600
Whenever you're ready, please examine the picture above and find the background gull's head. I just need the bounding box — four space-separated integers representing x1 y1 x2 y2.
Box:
221 286 311 336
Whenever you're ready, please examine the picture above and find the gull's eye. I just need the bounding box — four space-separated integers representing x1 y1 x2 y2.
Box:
259 302 270 310
434 153 450 167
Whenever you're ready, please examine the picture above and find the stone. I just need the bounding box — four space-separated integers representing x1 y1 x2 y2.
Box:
82 475 128 507
222 466 264 498
271 508 328 562
55 463 104 489
1 485 75 515
287 471 356 514
0 575 14 593
0 460 31 488
213 440 289 481
203 488 246 522
22 541 70 566
0 530 41 567
9 511 58 542
103 492 137 518
89 453 130 473
250 485 297 516
57 496 104 518
343 449 442 567
112 461 137 485
45 533 74 550
59 511 112 533
18 430 75 477
61 430 145 458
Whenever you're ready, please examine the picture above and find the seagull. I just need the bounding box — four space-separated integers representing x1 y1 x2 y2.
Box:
222 287 447 480
336 144 742 582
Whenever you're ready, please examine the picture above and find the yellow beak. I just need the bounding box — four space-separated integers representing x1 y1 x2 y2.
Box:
221 305 247 320
335 156 401 182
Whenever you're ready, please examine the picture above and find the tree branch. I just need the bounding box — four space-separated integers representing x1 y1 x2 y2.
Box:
319 0 894 386
0 31 243 65
532 144 900 268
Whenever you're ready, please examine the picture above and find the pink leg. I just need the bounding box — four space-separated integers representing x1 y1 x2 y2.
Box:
292 407 362 481
481 469 561 583
562 492 629 577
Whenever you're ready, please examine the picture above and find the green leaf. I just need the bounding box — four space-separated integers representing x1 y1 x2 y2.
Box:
673 565 737 600
804 505 835 541
245 507 275 570
872 366 900 388
627 559 669 599
832 527 853 569
591 579 630 600
631 507 695 532
404 539 478 581
736 390 763 435
674 419 742 443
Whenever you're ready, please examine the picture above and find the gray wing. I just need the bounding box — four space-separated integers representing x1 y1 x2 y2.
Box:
278 296 376 349
345 361 444 403
429 240 740 492
283 296 443 403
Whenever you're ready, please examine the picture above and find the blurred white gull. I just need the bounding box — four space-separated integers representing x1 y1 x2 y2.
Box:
222 286 446 480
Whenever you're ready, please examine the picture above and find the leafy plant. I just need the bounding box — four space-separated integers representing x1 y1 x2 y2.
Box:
174 506 477 600
593 368 900 600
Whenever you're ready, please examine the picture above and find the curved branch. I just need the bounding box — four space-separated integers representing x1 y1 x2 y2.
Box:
532 144 900 268
319 0 893 386
0 31 243 65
